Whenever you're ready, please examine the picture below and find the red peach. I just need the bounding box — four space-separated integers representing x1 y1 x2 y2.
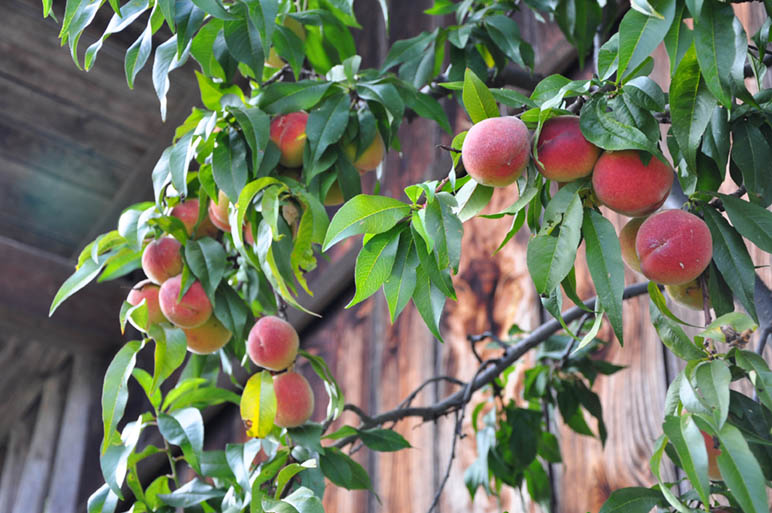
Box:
246 316 299 371
535 115 600 182
344 133 385 174
172 199 219 239
636 210 713 285
141 236 183 285
461 116 530 187
592 150 674 217
270 112 308 168
183 315 232 354
158 275 213 329
619 217 646 273
273 371 315 428
701 430 722 481
126 279 167 331
208 190 231 232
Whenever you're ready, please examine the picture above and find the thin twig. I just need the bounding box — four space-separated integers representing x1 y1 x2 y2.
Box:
707 186 746 212
437 144 461 153
699 274 712 326
756 324 772 356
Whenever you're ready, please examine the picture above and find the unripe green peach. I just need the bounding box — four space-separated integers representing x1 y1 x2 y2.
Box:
172 199 219 239
535 115 600 182
208 190 230 232
266 16 306 68
183 315 232 354
618 217 646 273
126 280 167 331
158 275 213 329
273 371 315 428
270 112 308 168
246 316 299 371
461 116 530 187
142 236 183 285
592 150 674 217
323 180 344 206
344 133 385 174
635 210 713 285
666 280 708 310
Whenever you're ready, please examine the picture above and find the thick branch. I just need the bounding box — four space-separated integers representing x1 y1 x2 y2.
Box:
347 282 651 431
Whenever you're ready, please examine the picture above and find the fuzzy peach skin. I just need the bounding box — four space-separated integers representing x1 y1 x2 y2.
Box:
172 199 219 239
126 280 167 331
270 112 308 168
592 150 674 216
665 279 708 310
158 275 213 329
635 210 713 285
208 190 231 232
344 133 385 173
141 236 183 284
461 116 530 187
618 217 646 273
183 315 232 354
246 315 299 371
535 115 600 182
273 371 315 428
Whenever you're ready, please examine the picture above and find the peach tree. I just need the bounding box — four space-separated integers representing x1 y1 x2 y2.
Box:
46 0 772 511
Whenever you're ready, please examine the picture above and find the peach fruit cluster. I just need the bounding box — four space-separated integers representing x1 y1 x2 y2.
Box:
460 115 714 307
247 316 315 428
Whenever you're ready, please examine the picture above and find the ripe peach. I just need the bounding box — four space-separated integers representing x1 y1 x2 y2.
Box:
172 199 219 239
535 115 600 182
636 210 713 285
183 315 232 354
273 371 315 428
246 316 299 371
126 280 167 331
158 275 213 329
592 150 674 217
461 116 530 187
208 190 230 232
701 430 722 481
344 133 385 174
244 222 255 245
270 112 308 168
618 217 645 273
666 280 708 310
142 236 183 285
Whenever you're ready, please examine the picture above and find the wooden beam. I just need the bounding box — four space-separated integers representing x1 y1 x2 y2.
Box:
12 375 65 513
0 422 30 513
0 235 128 355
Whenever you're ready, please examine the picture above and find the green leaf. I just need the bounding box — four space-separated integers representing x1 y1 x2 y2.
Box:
191 0 237 19
617 0 676 80
623 77 666 112
554 0 602 67
462 68 499 123
383 231 418 322
693 2 745 108
598 487 665 513
648 298 706 361
357 428 411 452
50 251 112 316
582 209 625 343
185 237 228 301
240 371 277 438
412 264 446 341
456 180 494 222
663 3 692 74
282 487 325 513
579 96 662 158
233 177 284 248
274 462 317 500
158 407 205 473
735 350 772 413
670 44 717 172
158 478 225 507
526 191 583 294
300 350 345 421
101 341 143 454
404 91 452 134
122 7 154 88
702 207 758 322
347 225 403 308
258 81 333 115
731 122 772 207
323 195 411 250
648 281 699 327
229 105 270 182
101 418 144 498
485 15 530 68
153 34 190 121
661 415 710 507
224 14 264 78
694 359 731 429
305 93 350 178
716 422 770 513
148 325 187 395
319 447 373 491
88 484 119 513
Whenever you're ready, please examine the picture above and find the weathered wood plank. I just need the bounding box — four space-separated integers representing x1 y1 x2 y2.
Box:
0 235 128 355
45 356 98 513
0 156 111 252
12 374 66 513
0 422 31 513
